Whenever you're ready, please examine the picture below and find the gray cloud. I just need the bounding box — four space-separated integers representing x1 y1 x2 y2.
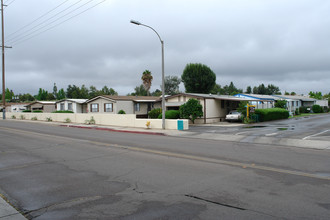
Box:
3 0 330 96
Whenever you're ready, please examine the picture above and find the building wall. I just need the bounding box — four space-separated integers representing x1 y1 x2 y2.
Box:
7 112 189 130
87 98 117 113
117 101 134 114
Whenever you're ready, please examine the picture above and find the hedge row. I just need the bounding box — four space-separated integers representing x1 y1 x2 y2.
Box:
158 110 180 119
255 108 289 122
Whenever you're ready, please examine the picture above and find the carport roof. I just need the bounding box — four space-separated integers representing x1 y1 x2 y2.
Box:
173 93 261 102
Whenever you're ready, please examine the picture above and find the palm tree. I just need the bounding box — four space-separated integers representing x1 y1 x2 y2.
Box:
141 70 153 96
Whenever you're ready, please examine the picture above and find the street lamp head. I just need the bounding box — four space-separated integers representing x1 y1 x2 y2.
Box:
130 20 141 25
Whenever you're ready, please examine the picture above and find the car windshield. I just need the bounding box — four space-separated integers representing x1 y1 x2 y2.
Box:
229 111 240 114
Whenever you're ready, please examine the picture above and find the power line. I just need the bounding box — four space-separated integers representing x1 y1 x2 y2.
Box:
4 0 16 7
6 0 81 41
7 0 95 44
12 0 107 46
6 0 69 38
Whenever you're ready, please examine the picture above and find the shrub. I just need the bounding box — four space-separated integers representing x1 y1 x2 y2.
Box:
118 110 126 114
20 115 25 120
295 108 300 115
158 110 180 119
85 116 96 125
32 110 43 113
31 116 38 121
22 110 31 112
274 100 287 109
148 108 162 119
64 118 71 123
255 108 289 122
179 99 203 123
46 117 52 122
324 106 329 113
312 104 323 113
299 106 309 113
11 115 16 119
52 110 74 113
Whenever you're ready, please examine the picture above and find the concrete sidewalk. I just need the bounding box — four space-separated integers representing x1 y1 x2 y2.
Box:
0 196 26 220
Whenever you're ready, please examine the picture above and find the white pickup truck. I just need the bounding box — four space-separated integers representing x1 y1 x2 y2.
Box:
225 110 242 122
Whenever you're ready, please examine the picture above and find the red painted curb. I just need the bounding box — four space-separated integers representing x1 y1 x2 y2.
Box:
59 125 166 136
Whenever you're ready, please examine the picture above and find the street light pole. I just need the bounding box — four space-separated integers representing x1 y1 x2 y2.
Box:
130 20 166 129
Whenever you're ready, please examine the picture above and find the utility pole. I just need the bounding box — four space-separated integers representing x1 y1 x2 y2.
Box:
1 0 12 119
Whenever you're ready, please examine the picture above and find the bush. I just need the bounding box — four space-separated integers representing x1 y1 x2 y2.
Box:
158 110 180 119
11 115 16 119
31 116 38 121
32 110 43 113
179 99 203 123
64 118 71 123
22 110 31 112
299 106 309 114
255 108 289 122
312 104 323 113
20 115 25 120
295 108 300 115
118 110 126 114
324 106 329 113
274 100 287 109
52 110 74 113
46 117 52 122
85 116 96 125
148 108 162 119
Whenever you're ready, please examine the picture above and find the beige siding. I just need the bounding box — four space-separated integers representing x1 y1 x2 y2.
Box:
116 101 133 114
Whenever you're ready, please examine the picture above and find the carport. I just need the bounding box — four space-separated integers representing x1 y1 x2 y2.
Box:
165 93 257 124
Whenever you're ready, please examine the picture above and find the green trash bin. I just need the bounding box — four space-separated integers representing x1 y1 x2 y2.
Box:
177 120 184 130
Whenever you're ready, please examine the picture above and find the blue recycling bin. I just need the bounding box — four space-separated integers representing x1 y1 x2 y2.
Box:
177 120 184 130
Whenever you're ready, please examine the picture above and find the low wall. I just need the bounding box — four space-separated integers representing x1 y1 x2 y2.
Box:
6 112 189 130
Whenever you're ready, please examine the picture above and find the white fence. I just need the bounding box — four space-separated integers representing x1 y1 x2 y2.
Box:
6 112 189 130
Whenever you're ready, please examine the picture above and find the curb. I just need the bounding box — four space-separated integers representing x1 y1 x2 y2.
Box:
59 125 166 136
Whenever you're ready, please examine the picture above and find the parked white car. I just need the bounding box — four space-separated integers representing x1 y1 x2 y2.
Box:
225 110 242 122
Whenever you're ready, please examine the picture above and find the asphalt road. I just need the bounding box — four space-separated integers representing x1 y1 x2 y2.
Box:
190 114 330 140
0 119 330 219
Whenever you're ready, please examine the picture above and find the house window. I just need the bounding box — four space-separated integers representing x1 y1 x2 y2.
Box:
292 101 295 107
104 103 113 112
221 100 224 108
91 104 99 112
68 103 73 111
60 103 64 111
135 103 140 112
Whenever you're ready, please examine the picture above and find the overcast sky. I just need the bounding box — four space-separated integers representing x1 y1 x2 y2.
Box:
3 0 330 96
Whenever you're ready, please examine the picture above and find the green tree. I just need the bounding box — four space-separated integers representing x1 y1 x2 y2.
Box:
141 70 153 96
53 83 58 99
284 91 290 95
80 85 89 99
246 86 252 94
47 93 55 100
266 84 280 95
19 93 35 102
35 88 48 101
179 98 203 124
290 92 296 95
164 76 181 95
253 86 258 94
57 89 66 100
309 91 323 100
275 100 287 109
181 63 216 94
5 88 14 101
222 82 242 95
130 85 147 96
210 84 224 95
101 86 118 96
151 89 162 96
